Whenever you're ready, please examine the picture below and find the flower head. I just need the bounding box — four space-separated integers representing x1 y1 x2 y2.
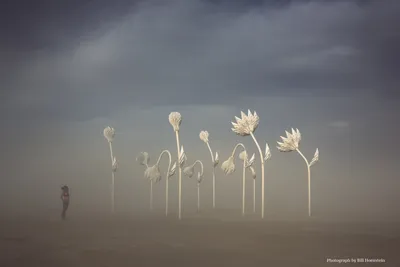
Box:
145 165 162 182
277 128 301 152
221 156 235 175
238 150 247 161
103 126 115 143
183 160 204 178
112 157 118 172
136 152 150 167
199 131 209 143
169 112 182 132
231 110 259 136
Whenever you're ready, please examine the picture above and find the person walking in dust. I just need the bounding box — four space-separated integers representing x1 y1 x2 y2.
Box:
60 185 70 220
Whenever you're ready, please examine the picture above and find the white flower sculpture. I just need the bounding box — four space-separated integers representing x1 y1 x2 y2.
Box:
231 110 271 218
137 150 175 213
103 126 117 213
169 112 184 219
183 159 204 213
199 130 219 209
221 143 255 216
277 128 319 217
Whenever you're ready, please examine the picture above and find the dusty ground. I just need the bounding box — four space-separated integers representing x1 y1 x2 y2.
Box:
1 210 399 267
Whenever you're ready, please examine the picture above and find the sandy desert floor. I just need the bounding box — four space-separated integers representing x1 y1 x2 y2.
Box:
1 210 399 267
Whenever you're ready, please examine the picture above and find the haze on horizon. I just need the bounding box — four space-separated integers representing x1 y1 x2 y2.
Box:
1 0 399 220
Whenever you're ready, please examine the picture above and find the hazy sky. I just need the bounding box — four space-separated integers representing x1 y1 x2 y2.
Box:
1 0 399 219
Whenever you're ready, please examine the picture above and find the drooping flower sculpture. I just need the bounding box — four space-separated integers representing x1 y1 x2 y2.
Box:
103 126 117 213
136 152 154 210
221 143 255 216
199 131 219 209
277 128 319 217
137 150 177 213
183 160 204 213
231 110 271 218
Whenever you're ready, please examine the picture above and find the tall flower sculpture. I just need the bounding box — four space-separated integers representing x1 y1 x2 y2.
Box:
169 112 185 219
231 110 271 218
183 160 204 213
221 143 255 216
277 128 319 217
103 126 117 213
199 131 219 209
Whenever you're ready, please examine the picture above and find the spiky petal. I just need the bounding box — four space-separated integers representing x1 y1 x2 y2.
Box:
168 162 177 178
264 143 271 161
309 148 319 167
112 157 118 172
179 146 187 167
213 152 219 167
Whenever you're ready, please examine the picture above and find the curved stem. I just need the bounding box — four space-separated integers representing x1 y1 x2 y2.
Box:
296 148 311 217
193 160 204 176
157 150 172 216
250 132 265 219
231 143 246 157
175 131 182 220
205 142 216 209
108 142 115 213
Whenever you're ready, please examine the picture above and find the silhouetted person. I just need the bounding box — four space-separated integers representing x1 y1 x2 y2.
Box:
61 185 70 220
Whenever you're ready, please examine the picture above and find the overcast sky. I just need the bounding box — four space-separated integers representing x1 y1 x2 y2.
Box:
1 0 399 220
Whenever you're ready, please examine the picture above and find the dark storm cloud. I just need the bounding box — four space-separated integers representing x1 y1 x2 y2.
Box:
1 0 399 123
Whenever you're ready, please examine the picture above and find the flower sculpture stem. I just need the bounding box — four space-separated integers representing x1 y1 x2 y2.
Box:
155 150 173 216
197 184 201 213
108 142 115 213
175 131 182 219
206 142 216 209
296 149 311 217
253 178 256 213
104 127 116 213
107 142 115 213
250 132 265 219
150 181 153 211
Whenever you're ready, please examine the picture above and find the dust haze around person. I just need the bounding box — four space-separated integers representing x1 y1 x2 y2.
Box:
0 0 399 222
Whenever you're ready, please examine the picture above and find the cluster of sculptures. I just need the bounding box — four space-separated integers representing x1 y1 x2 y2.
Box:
103 110 319 220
